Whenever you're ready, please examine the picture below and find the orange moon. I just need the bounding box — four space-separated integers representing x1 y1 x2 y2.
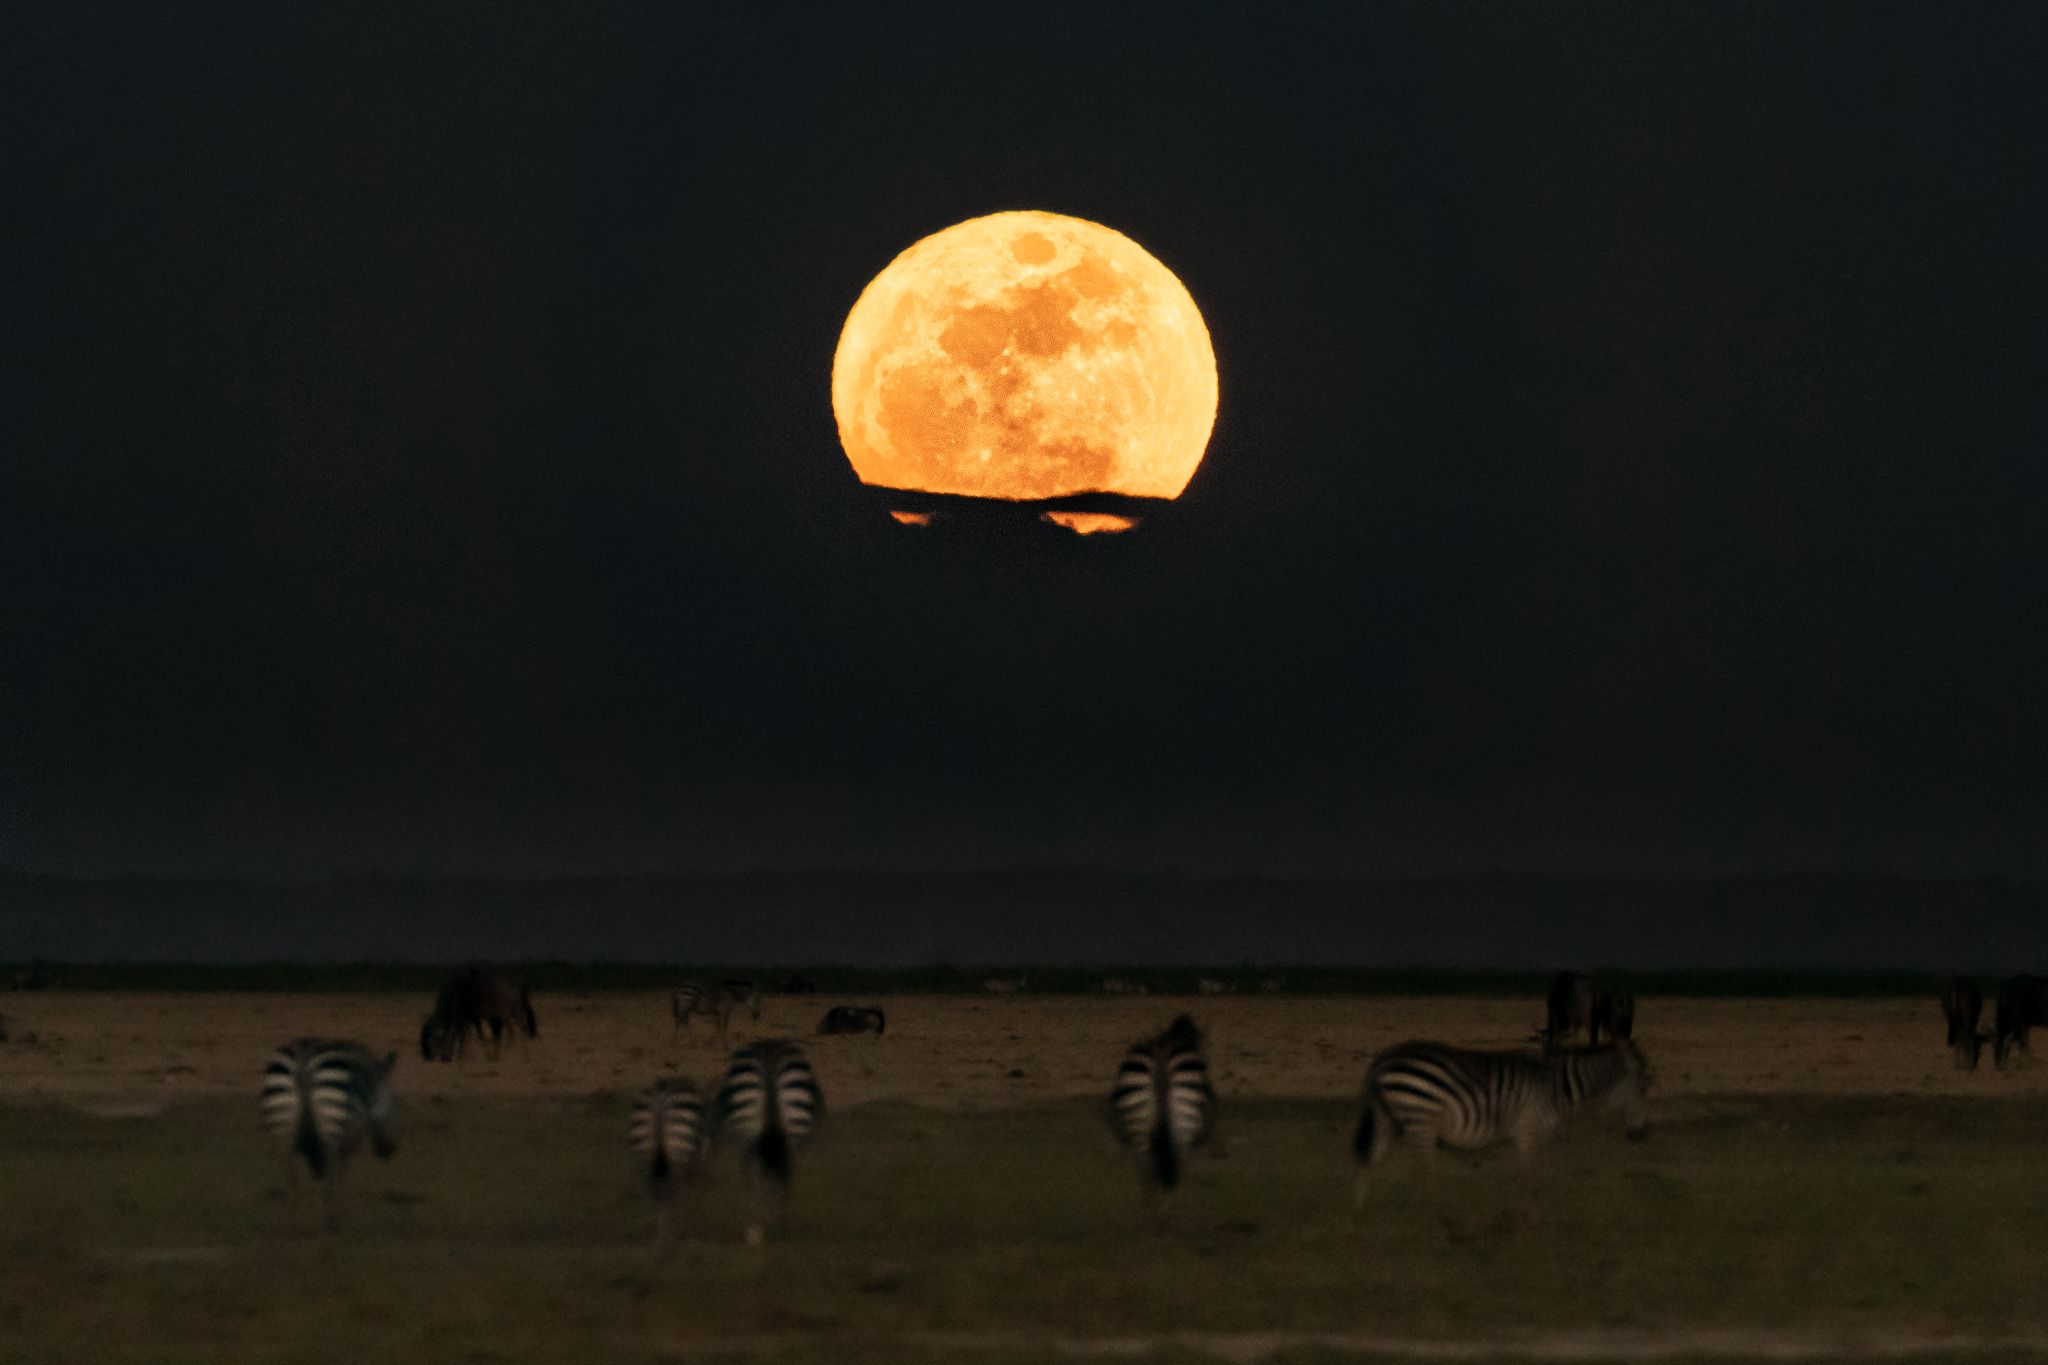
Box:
831 211 1217 502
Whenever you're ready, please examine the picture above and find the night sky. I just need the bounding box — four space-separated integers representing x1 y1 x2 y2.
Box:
5 4 2044 880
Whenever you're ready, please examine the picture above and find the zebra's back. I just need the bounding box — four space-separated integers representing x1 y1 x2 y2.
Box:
719 1040 823 1176
1363 1041 1557 1150
1110 1016 1215 1190
629 1077 710 1179
260 1038 397 1177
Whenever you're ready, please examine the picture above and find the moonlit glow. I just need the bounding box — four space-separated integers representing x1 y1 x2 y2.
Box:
1041 511 1138 535
831 211 1217 502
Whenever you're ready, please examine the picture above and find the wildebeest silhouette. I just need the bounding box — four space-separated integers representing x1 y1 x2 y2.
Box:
1994 974 2045 1068
418 967 537 1062
817 1005 886 1036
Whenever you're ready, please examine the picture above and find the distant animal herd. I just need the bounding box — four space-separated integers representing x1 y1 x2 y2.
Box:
36 965 2024 1244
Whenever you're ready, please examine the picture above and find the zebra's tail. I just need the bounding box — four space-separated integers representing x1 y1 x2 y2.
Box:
286 1061 330 1179
755 1127 793 1184
1148 1119 1180 1191
1352 1100 1377 1161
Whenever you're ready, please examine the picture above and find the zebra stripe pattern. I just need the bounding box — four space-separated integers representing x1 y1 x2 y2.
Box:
1110 1015 1215 1201
259 1038 397 1226
1353 1039 1648 1199
629 1076 711 1249
629 1077 711 1180
718 1040 823 1245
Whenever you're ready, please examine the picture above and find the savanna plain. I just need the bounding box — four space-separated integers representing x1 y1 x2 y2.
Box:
0 989 2043 1365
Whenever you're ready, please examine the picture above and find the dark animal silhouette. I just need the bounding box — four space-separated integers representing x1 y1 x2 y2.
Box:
817 1005 886 1036
1941 976 1986 1070
1543 972 1634 1051
781 976 819 995
1994 974 2046 1068
418 968 537 1062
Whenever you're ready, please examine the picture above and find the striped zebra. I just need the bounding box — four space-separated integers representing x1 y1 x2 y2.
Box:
672 979 764 1039
1109 1014 1216 1213
259 1038 397 1228
1353 1039 1649 1206
720 978 765 1024
627 1076 712 1249
1942 975 1986 1070
717 1040 823 1245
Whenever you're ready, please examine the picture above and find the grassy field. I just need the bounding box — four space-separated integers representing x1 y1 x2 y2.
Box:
0 994 2044 1363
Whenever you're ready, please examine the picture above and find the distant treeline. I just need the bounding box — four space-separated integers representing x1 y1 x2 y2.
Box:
2 867 2041 970
0 961 1957 997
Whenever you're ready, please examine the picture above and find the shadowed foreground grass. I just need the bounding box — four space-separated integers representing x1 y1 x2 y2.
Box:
0 1094 2043 1363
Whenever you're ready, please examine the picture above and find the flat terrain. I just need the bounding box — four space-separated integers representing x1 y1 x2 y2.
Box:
0 993 2044 1363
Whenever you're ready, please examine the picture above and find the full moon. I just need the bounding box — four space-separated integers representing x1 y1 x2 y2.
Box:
831 211 1217 503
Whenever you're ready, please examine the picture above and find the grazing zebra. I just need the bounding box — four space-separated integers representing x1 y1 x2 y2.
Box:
671 980 733 1037
817 1005 886 1036
1942 976 1986 1070
720 978 765 1023
1353 1039 1649 1205
259 1038 397 1228
718 1040 824 1245
628 1077 712 1249
1994 974 2046 1068
1109 1015 1216 1212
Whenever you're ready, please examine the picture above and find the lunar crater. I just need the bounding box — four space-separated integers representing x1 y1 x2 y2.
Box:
833 210 1215 501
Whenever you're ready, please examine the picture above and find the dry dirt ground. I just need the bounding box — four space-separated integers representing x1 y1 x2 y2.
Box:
0 991 2033 1112
2 992 2046 1363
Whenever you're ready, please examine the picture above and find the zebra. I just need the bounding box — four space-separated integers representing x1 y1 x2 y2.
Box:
259 1038 397 1228
1352 1039 1649 1206
720 978 765 1024
1941 975 1986 1070
671 980 730 1037
1994 974 2046 1068
1196 978 1233 996
627 1076 712 1250
1109 1014 1216 1213
817 1005 886 1036
717 1040 823 1245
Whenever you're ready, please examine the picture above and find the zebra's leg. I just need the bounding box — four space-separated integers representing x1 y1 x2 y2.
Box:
321 1164 344 1234
743 1164 766 1247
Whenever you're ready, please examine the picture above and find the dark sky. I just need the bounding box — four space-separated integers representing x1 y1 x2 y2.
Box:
4 3 2044 879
